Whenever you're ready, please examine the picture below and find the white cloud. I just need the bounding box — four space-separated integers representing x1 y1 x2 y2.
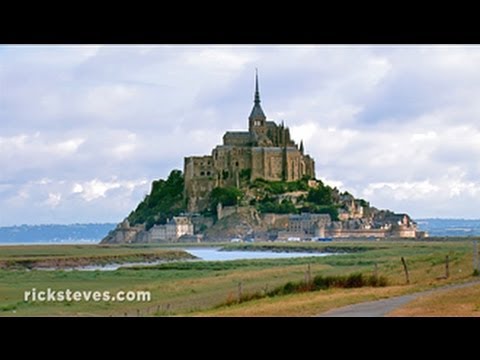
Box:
71 178 148 202
55 138 85 153
77 179 120 201
72 183 83 193
45 192 62 207
83 84 138 118
362 180 441 201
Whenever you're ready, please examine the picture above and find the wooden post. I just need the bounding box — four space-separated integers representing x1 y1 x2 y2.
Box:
237 282 243 302
401 257 410 284
478 243 480 273
374 263 379 279
475 240 479 274
307 263 312 284
445 255 450 279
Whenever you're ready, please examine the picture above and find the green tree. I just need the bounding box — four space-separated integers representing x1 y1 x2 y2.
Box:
307 183 334 206
209 186 244 209
127 169 186 230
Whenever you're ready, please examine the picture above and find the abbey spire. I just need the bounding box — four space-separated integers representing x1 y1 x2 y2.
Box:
249 69 266 122
254 68 261 104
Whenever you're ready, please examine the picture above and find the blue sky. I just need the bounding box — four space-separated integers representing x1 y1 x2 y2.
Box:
1 45 480 225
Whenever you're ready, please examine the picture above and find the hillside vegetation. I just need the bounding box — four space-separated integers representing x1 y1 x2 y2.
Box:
125 170 372 230
127 170 186 230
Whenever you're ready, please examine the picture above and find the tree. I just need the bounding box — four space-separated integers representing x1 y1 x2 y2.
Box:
127 169 186 229
307 184 334 206
209 186 244 209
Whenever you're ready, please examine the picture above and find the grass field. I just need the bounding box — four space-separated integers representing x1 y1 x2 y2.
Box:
0 244 194 269
389 283 480 317
0 240 478 316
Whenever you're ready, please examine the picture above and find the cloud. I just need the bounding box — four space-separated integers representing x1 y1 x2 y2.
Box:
72 178 147 202
45 193 62 207
2 45 480 224
1 177 149 225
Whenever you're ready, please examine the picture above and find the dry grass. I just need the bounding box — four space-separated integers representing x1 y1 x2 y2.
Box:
194 285 415 317
389 283 480 317
1 240 477 316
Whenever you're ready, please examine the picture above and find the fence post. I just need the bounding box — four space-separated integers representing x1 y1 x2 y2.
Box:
401 257 410 284
445 255 450 279
475 240 479 274
374 263 379 279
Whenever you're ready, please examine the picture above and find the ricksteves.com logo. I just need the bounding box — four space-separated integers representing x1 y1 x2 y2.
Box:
24 288 151 302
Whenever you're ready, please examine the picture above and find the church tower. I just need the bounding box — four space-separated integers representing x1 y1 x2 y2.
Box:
248 69 267 136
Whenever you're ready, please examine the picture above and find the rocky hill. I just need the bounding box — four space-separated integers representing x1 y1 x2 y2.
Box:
101 169 423 244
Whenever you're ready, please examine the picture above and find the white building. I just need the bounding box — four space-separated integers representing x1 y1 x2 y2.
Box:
149 216 194 242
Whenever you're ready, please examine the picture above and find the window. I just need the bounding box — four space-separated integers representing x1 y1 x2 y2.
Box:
235 161 239 167
200 171 205 176
207 171 211 176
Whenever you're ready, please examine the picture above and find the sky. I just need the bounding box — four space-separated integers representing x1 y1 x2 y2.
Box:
1 45 480 226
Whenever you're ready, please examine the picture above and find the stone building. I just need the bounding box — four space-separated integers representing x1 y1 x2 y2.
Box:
288 213 331 237
149 216 194 242
184 71 316 212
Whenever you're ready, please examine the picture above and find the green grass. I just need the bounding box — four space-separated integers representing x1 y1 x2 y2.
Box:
0 244 195 269
0 240 477 316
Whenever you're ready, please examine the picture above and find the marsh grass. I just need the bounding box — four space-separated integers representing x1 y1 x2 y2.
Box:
0 240 477 316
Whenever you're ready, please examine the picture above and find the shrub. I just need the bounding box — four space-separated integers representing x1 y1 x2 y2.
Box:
128 169 185 227
209 186 244 209
217 272 389 308
307 183 334 206
345 273 365 288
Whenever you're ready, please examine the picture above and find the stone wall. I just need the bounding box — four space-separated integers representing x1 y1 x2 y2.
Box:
261 213 290 230
326 228 388 238
101 221 146 244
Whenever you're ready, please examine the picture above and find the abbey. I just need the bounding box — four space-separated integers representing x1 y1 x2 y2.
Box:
184 71 315 212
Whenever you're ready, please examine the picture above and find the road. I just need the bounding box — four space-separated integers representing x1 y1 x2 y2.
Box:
317 280 480 317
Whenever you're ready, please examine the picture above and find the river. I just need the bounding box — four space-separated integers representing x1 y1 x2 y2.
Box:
184 248 331 261
37 247 333 271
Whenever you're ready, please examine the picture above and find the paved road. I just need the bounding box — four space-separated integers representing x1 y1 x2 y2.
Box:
318 280 480 317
